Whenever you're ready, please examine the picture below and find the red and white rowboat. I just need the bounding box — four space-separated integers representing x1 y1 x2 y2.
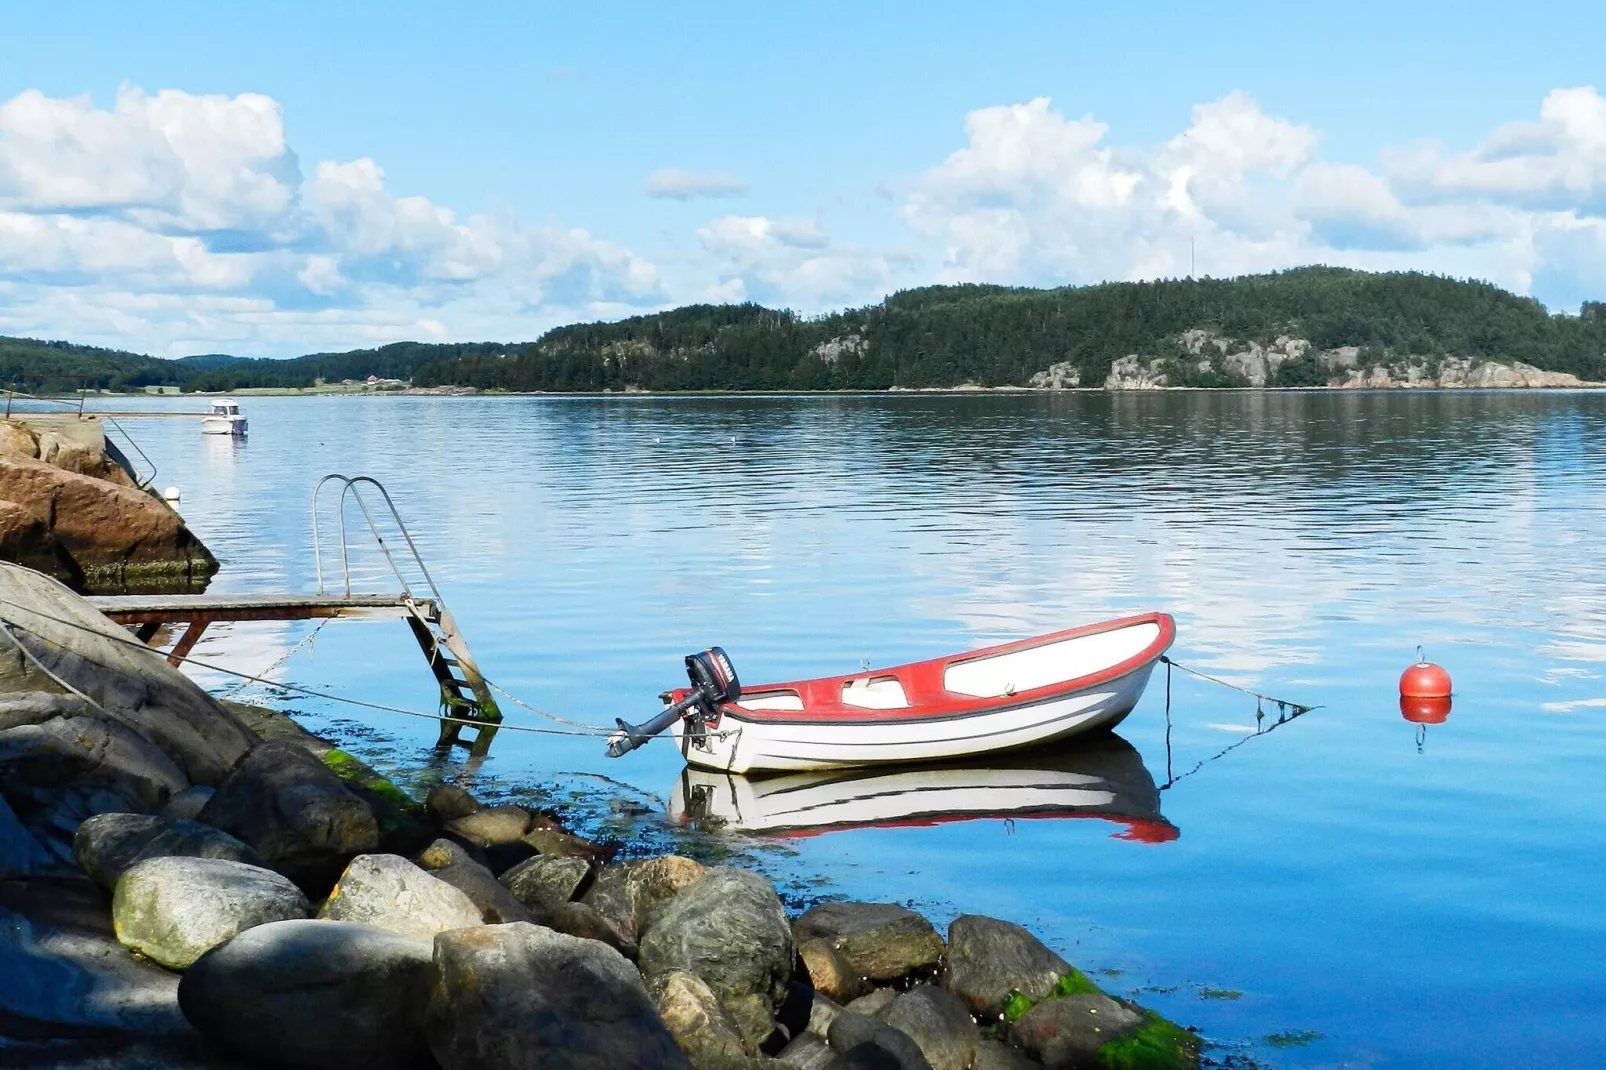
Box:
662 612 1176 773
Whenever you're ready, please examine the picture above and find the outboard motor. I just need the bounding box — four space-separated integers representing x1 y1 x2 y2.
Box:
606 647 740 758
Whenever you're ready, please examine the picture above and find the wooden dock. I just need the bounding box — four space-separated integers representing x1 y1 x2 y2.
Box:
90 591 502 755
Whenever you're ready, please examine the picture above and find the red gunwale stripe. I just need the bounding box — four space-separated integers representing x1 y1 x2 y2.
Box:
672 612 1176 725
732 810 1181 843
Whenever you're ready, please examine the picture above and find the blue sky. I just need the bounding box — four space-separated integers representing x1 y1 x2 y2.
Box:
1 1 1603 356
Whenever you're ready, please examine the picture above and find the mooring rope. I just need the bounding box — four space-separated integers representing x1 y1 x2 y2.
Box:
0 600 617 740
1158 655 1319 790
1160 655 1316 716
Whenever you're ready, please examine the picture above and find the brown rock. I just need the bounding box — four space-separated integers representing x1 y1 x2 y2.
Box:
443 804 531 848
0 500 80 580
1007 994 1143 1069
0 421 39 458
522 825 607 861
651 968 752 1062
800 937 870 1002
0 454 215 587
793 902 945 983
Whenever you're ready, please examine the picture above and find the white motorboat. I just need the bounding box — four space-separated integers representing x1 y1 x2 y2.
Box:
610 613 1176 773
201 399 248 436
668 733 1177 842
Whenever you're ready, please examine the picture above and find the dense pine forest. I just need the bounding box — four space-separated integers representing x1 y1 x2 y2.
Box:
413 269 1606 391
4 269 1603 393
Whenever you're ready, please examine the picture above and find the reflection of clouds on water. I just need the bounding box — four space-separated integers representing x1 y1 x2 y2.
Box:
1540 698 1606 714
184 621 307 695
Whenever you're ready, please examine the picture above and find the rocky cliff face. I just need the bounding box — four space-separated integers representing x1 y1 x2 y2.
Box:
0 420 217 593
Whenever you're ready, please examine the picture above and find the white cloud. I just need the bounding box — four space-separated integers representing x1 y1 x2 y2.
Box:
643 168 749 200
900 86 1606 306
0 86 666 355
696 215 903 308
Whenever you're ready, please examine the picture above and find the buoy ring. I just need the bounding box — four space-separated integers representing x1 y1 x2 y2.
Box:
1400 646 1452 699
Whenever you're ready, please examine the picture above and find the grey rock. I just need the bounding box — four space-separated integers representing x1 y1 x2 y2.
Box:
198 740 380 891
543 899 632 953
0 562 255 785
944 915 1072 1015
582 853 707 947
972 1038 1043 1070
160 785 214 821
807 992 844 1038
318 853 483 940
638 867 794 1019
881 985 978 1070
74 812 262 889
1007 994 1143 1069
425 921 689 1070
845 987 899 1018
0 878 192 1038
795 902 944 983
652 967 752 1063
500 852 590 912
424 782 480 822
416 835 485 871
429 855 533 924
0 690 91 730
179 918 436 1070
0 712 188 814
826 1013 932 1070
778 1032 836 1070
801 936 870 1002
112 856 310 969
0 789 61 876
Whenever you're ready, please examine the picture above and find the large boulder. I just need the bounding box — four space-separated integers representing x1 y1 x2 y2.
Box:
199 740 380 890
943 915 1073 1016
881 986 979 1070
651 968 753 1064
179 918 436 1070
500 852 590 913
0 712 187 812
793 902 945 983
0 563 255 785
425 922 690 1070
112 856 310 969
0 499 82 581
319 853 484 940
0 454 215 588
582 854 708 949
638 867 794 1028
74 811 264 890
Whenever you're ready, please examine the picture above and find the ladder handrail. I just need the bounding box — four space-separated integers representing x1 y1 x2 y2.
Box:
311 473 444 602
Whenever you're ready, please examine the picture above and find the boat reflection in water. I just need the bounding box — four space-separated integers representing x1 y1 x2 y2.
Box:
669 732 1177 843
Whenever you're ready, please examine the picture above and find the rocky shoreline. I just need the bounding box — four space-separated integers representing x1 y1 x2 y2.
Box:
0 561 1200 1069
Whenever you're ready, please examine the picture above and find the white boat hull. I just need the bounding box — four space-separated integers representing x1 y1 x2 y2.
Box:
201 416 248 436
669 660 1157 773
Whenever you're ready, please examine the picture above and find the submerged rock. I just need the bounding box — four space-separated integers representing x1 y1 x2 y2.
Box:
112 855 310 969
424 782 480 822
943 914 1073 1015
179 918 437 1070
319 853 483 940
425 922 689 1070
73 811 262 890
881 985 979 1070
199 740 379 891
442 803 531 848
638 867 794 1027
1007 994 1143 1069
794 902 945 983
500 852 590 913
652 967 753 1063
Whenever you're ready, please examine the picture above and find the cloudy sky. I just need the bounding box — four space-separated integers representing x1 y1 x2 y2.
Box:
1 1 1602 357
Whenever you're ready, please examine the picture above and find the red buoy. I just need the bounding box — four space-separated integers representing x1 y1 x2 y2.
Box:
1400 647 1452 699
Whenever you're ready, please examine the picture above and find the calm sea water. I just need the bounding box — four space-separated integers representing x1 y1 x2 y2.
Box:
93 391 1606 1068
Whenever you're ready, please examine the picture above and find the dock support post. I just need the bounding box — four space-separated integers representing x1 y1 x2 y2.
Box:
166 621 208 667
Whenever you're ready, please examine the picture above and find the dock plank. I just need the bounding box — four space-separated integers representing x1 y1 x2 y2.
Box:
89 593 437 623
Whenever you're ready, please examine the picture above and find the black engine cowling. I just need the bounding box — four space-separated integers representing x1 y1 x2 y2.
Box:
605 647 740 758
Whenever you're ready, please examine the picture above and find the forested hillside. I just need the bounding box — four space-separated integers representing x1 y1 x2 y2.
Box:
0 339 514 393
4 268 1603 393
414 268 1606 391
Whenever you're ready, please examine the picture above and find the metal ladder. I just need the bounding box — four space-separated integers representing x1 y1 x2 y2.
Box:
311 474 502 755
